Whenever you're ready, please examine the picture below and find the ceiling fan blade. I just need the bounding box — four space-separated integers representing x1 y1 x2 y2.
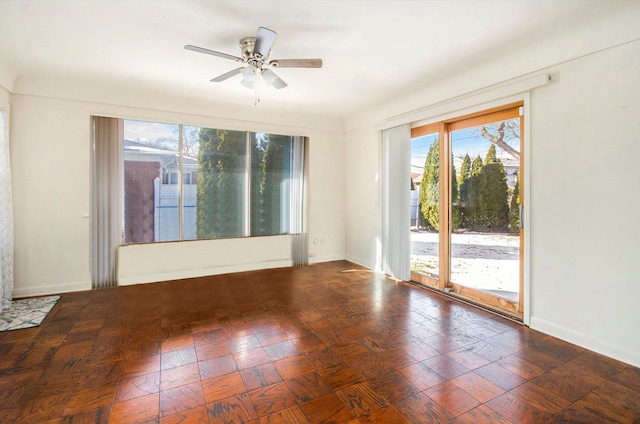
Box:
185 45 243 62
253 27 277 58
269 58 323 68
211 67 244 82
262 69 287 89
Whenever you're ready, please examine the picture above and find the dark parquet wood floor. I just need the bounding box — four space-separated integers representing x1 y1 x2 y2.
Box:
1 261 639 423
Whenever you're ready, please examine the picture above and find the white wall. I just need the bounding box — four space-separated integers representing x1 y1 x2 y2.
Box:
118 235 293 285
344 125 380 270
10 92 345 296
11 96 92 296
0 64 15 95
0 86 8 150
344 38 640 367
528 40 640 367
0 85 9 108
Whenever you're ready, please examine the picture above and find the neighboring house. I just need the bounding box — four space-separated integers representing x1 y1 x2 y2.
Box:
501 157 520 188
410 173 422 227
124 140 198 243
411 172 422 189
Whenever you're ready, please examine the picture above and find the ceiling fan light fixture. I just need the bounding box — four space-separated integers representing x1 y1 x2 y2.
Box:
242 64 257 81
241 64 257 89
240 78 254 89
262 69 287 89
261 69 276 87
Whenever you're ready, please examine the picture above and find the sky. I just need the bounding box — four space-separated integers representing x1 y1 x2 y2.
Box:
411 119 520 173
124 120 266 144
124 120 177 143
123 120 208 157
126 118 520 174
124 119 274 159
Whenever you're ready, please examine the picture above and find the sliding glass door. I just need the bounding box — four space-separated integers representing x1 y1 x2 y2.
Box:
410 104 524 318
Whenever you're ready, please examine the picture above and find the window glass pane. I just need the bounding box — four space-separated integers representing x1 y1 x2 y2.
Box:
182 126 200 240
123 120 300 244
450 117 520 301
250 133 292 236
123 120 180 243
411 133 439 278
192 127 247 239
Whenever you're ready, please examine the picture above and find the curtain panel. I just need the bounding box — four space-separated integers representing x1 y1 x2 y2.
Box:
381 124 411 281
91 116 123 289
289 136 306 234
0 109 13 310
290 136 308 267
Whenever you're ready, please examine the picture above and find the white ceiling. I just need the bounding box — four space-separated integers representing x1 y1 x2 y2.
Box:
0 1 637 120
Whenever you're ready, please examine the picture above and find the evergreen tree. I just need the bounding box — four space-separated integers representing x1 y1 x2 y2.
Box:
420 139 439 230
479 144 509 231
508 170 521 232
196 128 247 238
451 160 462 230
458 153 471 227
251 134 291 236
466 155 484 228
471 156 484 175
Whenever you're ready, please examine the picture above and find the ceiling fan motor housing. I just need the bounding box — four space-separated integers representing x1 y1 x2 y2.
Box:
239 37 256 59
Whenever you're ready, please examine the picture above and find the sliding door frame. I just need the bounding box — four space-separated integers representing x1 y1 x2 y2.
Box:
410 100 527 321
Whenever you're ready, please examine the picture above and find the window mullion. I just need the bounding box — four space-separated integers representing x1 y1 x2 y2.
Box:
438 123 450 291
178 124 184 240
245 132 251 237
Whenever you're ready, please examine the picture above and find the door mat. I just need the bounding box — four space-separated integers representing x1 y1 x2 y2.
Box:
0 295 60 331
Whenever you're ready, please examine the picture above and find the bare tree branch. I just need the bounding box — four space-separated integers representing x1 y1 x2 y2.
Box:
505 121 519 140
480 122 520 160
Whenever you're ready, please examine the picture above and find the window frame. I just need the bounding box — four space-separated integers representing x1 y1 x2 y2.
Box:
122 119 305 245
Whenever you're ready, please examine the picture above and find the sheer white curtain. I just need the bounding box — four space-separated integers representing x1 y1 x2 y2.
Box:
0 109 13 310
91 116 123 289
381 124 411 281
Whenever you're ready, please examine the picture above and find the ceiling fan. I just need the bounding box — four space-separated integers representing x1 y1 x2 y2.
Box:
185 27 322 102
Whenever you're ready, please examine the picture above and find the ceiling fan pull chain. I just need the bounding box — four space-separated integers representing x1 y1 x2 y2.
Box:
255 71 260 106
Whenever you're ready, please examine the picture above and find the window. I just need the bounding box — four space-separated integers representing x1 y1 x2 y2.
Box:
123 120 305 244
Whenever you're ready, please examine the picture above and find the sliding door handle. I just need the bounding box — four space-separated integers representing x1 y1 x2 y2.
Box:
519 204 524 229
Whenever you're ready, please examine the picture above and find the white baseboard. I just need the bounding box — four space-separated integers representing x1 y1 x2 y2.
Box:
530 316 640 368
309 254 345 264
344 254 377 271
11 257 350 296
13 280 91 298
